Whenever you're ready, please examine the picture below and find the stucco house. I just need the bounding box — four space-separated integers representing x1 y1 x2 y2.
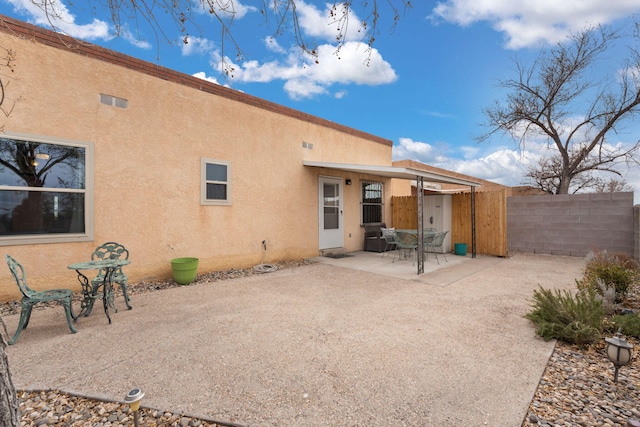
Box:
0 15 478 300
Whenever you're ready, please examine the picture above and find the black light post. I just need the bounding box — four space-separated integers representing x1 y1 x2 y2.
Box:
605 332 633 383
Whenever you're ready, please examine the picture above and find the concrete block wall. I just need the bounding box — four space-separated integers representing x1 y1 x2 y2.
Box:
507 192 636 258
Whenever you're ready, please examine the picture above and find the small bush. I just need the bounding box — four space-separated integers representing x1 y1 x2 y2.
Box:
526 286 606 345
595 278 620 314
608 313 640 339
577 250 639 302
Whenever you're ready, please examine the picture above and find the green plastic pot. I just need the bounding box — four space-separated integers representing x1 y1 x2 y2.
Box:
171 257 199 285
454 243 467 256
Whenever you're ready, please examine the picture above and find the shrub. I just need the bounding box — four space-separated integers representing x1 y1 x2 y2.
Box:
526 286 606 345
607 313 640 339
577 250 639 302
594 278 620 314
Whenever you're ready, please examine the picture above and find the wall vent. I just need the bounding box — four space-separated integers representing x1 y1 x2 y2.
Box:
100 94 128 109
302 141 314 149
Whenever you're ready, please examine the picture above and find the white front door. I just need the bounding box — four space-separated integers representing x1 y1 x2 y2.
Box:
318 177 343 250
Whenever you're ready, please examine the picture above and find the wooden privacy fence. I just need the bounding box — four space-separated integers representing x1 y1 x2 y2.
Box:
390 196 418 230
391 189 507 257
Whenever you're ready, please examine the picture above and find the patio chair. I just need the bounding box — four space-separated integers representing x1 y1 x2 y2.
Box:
4 255 77 345
364 223 388 252
88 242 132 315
424 231 449 265
380 227 398 258
393 231 418 265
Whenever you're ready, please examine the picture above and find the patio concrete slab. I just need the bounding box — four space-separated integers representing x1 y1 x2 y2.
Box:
311 250 503 286
4 253 585 426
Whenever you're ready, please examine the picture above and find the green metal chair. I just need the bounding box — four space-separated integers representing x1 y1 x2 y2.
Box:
393 231 418 265
424 231 449 265
86 242 132 315
5 255 77 345
380 227 398 258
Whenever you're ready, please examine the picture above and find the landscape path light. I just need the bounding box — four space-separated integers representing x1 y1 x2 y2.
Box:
125 388 145 427
605 331 633 383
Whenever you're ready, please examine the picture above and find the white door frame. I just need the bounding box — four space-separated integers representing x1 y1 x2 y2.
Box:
318 176 344 250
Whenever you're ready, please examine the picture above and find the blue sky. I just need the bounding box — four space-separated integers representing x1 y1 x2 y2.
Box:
3 0 640 201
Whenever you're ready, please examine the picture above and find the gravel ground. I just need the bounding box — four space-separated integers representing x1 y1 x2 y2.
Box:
522 289 640 427
2 257 639 427
523 339 640 427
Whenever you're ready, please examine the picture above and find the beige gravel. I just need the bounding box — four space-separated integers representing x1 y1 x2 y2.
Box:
4 252 584 426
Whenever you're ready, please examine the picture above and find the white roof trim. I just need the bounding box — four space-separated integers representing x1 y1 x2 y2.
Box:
303 161 481 187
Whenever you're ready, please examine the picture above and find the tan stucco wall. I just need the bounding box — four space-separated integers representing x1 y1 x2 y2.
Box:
0 22 392 300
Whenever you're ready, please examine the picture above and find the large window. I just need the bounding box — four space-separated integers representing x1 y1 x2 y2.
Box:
201 158 231 205
361 180 383 224
0 133 94 245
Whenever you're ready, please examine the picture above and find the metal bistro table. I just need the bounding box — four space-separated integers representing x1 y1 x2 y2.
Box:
68 259 131 324
394 229 439 261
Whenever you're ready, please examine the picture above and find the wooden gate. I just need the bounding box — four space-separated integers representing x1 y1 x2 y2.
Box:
391 189 507 257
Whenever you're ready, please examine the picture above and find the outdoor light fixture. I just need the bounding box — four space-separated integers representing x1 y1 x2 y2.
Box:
605 331 633 382
125 388 145 427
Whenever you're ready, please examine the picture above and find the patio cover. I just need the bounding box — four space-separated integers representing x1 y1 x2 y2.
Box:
303 161 481 275
302 161 481 187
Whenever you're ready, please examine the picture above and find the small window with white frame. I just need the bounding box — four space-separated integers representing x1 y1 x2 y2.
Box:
201 158 231 205
361 180 383 224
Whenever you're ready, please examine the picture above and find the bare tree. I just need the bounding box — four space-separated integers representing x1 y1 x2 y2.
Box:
481 23 640 194
0 45 18 128
27 0 412 70
0 317 19 427
526 154 602 194
594 177 634 193
0 40 19 427
525 150 634 194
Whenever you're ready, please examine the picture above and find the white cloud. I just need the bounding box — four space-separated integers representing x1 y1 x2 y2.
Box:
296 1 364 43
5 0 163 50
183 0 396 99
392 138 450 164
181 36 217 56
393 137 542 186
431 0 640 49
284 79 327 100
449 149 535 185
459 145 480 160
7 0 112 40
334 90 348 99
120 27 152 49
217 40 397 99
393 136 640 202
422 110 457 119
193 0 257 19
264 36 287 54
192 71 221 85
